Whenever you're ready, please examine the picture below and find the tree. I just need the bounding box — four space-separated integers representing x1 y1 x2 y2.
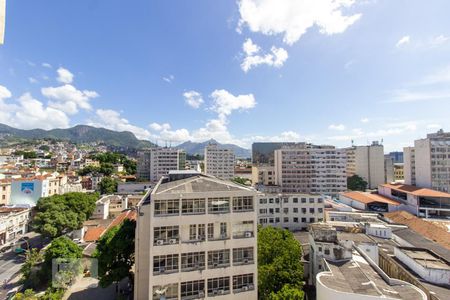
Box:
98 177 118 194
34 193 98 238
258 226 304 299
94 219 136 288
268 285 304 300
347 175 368 191
43 236 83 281
14 289 38 300
20 248 44 289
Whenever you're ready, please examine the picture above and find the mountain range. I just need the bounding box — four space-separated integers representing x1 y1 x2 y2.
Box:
0 124 252 157
176 139 251 158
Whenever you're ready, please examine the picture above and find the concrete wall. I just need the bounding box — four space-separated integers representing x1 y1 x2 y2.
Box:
414 139 432 188
338 194 366 210
403 147 415 185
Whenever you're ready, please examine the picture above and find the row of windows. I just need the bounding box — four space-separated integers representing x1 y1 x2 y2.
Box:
259 197 323 204
154 196 254 216
152 274 254 299
153 247 254 274
259 217 322 224
259 207 323 214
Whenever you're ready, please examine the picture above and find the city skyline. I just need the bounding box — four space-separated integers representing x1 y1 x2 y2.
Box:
1 0 450 152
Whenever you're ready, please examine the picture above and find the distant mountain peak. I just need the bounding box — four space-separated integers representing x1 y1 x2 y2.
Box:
176 139 250 158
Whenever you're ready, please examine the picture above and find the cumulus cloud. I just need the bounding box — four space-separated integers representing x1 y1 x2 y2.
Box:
396 35 410 48
183 90 204 108
89 109 151 140
210 89 256 118
163 75 175 83
149 122 171 131
42 63 52 68
237 0 362 45
241 39 288 72
328 124 346 131
57 67 74 84
41 84 98 114
388 89 450 103
360 117 369 123
0 87 70 130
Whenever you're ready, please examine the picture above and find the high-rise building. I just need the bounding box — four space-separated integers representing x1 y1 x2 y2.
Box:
404 130 450 192
137 148 186 182
387 151 404 164
251 142 295 165
346 142 385 189
0 0 5 45
134 172 257 300
204 144 235 180
251 165 275 186
403 146 415 185
274 143 347 196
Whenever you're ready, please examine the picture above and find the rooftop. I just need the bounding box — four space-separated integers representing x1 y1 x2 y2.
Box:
153 174 253 195
385 211 450 250
381 183 450 198
398 247 450 271
341 191 400 206
319 250 425 299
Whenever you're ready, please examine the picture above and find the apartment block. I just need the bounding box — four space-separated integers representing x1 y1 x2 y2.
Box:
274 143 347 196
204 144 235 180
346 142 385 189
135 172 257 300
137 148 186 182
0 179 11 205
251 165 275 186
251 142 295 165
257 193 324 230
0 206 31 248
404 130 450 192
403 147 415 185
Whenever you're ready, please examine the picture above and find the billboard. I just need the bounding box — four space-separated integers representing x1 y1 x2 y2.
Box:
21 182 35 194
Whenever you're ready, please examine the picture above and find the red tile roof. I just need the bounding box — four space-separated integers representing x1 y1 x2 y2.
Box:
84 227 106 242
384 211 450 250
380 183 450 198
341 191 400 206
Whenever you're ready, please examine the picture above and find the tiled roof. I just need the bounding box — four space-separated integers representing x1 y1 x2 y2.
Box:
107 209 137 230
380 183 450 198
84 227 106 242
341 191 400 206
385 211 450 250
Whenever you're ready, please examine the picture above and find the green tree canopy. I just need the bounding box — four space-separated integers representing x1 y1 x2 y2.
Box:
94 219 136 288
258 226 304 299
43 236 83 280
347 174 368 191
98 177 118 194
34 192 98 238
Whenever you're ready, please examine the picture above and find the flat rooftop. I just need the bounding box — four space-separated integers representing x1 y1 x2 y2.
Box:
380 183 450 198
320 251 424 299
341 191 400 206
399 248 450 271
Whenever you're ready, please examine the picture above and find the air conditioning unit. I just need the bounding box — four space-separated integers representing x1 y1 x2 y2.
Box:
248 284 254 290
156 239 164 245
213 290 218 295
243 286 249 291
198 291 205 297
213 263 218 268
244 258 249 264
169 239 177 244
159 267 165 273
245 231 252 238
221 233 227 239
219 290 225 295
198 235 205 241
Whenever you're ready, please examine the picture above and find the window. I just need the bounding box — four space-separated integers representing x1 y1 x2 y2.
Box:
198 224 205 240
301 198 306 203
283 217 289 223
283 208 289 214
318 208 323 213
181 280 205 299
208 249 230 268
293 208 298 213
233 196 253 212
208 223 214 239
309 198 315 203
182 198 206 215
153 254 178 274
324 249 330 255
233 247 254 265
259 208 267 214
283 198 288 203
154 226 179 245
310 217 315 223
301 208 306 213
275 217 280 223
220 222 227 238
208 197 230 213
189 224 197 240
208 277 230 296
153 283 178 300
275 198 280 203
181 252 205 271
309 208 315 213
318 198 323 203
301 217 306 222
269 208 274 214
293 217 299 223
154 199 179 216
293 197 298 203
269 198 274 203
233 274 254 293
275 208 280 213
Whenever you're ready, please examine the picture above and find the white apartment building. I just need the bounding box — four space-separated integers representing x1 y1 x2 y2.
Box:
251 165 275 186
257 193 324 230
137 148 186 182
274 143 347 196
135 173 257 300
0 179 11 205
346 142 385 189
404 130 450 192
0 206 32 248
403 147 415 185
204 144 235 180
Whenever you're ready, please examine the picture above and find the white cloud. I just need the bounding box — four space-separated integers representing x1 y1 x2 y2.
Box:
241 39 288 72
28 77 38 84
237 0 362 45
89 109 151 140
360 117 369 123
389 89 450 103
0 85 12 100
427 123 441 130
149 122 171 131
210 89 256 117
42 63 52 68
41 84 98 114
421 65 450 85
328 124 346 131
396 35 410 48
162 75 175 83
56 67 74 84
183 90 204 109
429 35 449 48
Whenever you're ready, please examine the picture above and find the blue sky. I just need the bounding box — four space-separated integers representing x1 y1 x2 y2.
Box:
1 0 450 152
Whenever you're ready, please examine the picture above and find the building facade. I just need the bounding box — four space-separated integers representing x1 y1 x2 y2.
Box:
251 165 275 186
135 173 258 300
204 144 235 180
257 193 324 230
346 142 385 189
0 207 31 248
0 179 11 205
274 143 347 196
137 148 186 182
403 147 415 185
